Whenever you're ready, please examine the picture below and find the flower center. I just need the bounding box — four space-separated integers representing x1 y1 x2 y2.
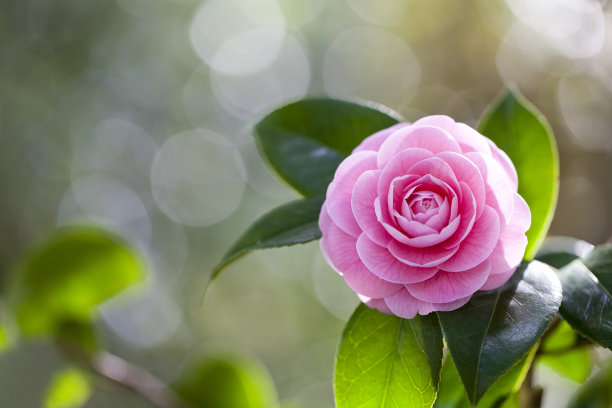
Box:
409 195 438 215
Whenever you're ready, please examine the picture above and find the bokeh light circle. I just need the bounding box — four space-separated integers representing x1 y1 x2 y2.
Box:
323 26 421 109
150 129 247 227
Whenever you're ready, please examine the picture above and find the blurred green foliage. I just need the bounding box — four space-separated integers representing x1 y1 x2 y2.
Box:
44 368 92 408
8 226 145 338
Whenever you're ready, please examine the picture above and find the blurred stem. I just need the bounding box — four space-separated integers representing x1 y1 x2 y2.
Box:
55 339 187 408
519 364 543 408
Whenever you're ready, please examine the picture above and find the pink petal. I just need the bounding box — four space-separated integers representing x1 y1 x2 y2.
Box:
452 122 492 155
351 170 391 246
356 234 439 283
488 193 531 274
406 259 491 303
467 152 515 229
377 125 462 167
322 223 400 298
440 183 477 249
394 216 461 248
430 296 471 312
359 295 393 314
439 205 501 272
384 289 433 318
326 151 377 237
396 217 438 237
377 148 433 218
388 238 459 268
424 197 450 231
406 157 462 196
318 202 332 236
480 267 516 291
436 151 486 219
353 123 410 153
488 140 519 191
413 115 456 131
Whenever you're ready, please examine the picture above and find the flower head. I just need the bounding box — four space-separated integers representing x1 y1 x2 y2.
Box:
319 115 531 318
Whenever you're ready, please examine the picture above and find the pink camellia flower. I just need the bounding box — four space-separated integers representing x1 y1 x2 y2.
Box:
318 115 531 318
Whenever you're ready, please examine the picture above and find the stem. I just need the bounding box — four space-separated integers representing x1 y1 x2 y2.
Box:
519 364 543 408
91 351 187 408
54 339 187 408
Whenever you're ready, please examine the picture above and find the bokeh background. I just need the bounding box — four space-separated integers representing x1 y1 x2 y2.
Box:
1 0 611 406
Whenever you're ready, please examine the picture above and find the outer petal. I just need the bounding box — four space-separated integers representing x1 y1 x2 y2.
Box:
384 289 431 319
359 295 393 314
353 123 410 153
480 267 516 291
406 259 491 303
488 194 531 274
467 152 514 229
352 169 391 246
377 125 462 167
326 151 377 236
436 151 486 219
356 234 438 283
452 122 492 155
488 140 519 191
322 223 400 298
430 296 471 312
388 238 459 267
439 205 500 272
413 115 455 131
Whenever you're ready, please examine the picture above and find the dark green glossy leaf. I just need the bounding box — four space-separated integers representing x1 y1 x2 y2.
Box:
537 320 591 383
174 354 278 408
438 261 562 405
558 244 612 349
9 226 146 336
212 196 324 278
567 359 612 408
254 98 402 197
334 304 442 408
535 236 594 269
478 88 559 259
434 347 535 408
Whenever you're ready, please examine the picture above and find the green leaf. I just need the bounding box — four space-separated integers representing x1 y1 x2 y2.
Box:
44 368 91 408
438 261 562 405
212 196 324 278
334 304 443 408
434 347 536 408
537 320 592 383
558 244 612 349
567 359 612 408
254 98 402 197
535 236 594 269
478 88 559 259
9 226 146 336
173 354 278 408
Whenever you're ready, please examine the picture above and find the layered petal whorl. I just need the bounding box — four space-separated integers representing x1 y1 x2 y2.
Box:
319 115 531 318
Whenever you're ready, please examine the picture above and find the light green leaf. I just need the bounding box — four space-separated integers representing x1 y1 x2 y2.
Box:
438 261 562 405
478 88 559 259
9 226 146 337
173 354 278 408
212 196 324 279
254 98 402 197
334 304 443 408
558 244 612 349
44 368 91 408
435 347 536 408
537 320 592 383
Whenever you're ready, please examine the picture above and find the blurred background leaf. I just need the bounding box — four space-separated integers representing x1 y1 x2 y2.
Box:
173 353 278 408
8 226 146 338
44 367 92 408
